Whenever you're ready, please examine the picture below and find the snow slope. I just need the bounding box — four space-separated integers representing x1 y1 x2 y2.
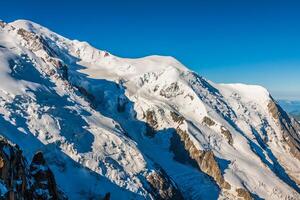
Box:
0 19 299 199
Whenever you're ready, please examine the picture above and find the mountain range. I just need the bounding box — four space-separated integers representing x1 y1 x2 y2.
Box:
0 19 299 200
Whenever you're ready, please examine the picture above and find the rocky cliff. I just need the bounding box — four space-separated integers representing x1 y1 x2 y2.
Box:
0 135 66 199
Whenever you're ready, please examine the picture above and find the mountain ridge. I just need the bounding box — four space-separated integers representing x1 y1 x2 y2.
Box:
0 19 299 199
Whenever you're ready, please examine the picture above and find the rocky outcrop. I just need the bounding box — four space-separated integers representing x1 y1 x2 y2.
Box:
160 82 184 98
48 58 68 80
220 126 233 145
146 168 184 200
0 21 6 28
145 110 158 128
0 135 66 199
16 27 68 81
197 150 230 189
202 117 233 145
202 116 216 126
143 110 158 137
268 100 283 121
17 28 55 56
30 152 60 200
236 188 253 200
0 136 29 199
175 128 231 190
170 111 184 125
169 131 198 168
268 100 300 161
169 112 231 191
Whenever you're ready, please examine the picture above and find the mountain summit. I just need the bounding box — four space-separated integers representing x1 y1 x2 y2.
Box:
0 19 299 199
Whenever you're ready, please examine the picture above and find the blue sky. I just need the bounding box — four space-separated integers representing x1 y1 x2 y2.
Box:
1 0 300 100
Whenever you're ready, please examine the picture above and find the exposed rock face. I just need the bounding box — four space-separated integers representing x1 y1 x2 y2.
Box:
0 136 66 199
202 117 234 145
146 168 184 200
169 130 199 168
145 110 158 128
267 100 300 189
160 82 183 98
236 188 253 200
175 128 231 190
170 111 184 125
144 110 158 137
30 152 59 200
202 116 216 126
0 21 6 28
138 72 159 87
268 100 300 161
0 136 29 199
220 126 233 145
17 28 54 55
169 112 231 191
17 28 68 81
48 58 68 80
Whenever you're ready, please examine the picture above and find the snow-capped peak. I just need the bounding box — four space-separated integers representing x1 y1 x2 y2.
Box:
218 83 271 106
9 19 188 76
0 19 299 200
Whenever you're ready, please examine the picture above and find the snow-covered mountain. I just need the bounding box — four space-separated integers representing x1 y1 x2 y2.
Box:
0 19 299 200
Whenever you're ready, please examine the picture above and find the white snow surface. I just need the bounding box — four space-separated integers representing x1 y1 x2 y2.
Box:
0 19 299 199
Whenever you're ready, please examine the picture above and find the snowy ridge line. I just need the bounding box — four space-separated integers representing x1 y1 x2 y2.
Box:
0 19 300 199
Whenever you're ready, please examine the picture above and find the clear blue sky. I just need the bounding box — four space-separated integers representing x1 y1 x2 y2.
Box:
1 0 300 100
